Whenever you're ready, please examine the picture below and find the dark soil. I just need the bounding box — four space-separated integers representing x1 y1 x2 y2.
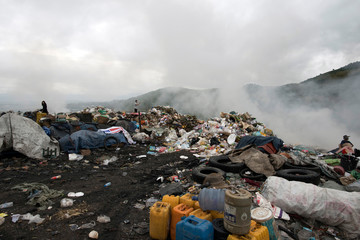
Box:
0 144 200 240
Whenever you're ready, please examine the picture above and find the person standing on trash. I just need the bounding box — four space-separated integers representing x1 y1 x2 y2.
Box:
336 135 354 154
339 135 354 148
134 99 141 131
41 100 48 114
134 99 140 113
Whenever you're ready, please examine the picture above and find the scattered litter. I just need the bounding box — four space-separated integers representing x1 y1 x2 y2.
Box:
97 215 111 223
145 197 158 208
89 230 99 239
180 155 188 159
0 202 13 209
21 213 45 224
136 155 147 159
69 224 79 231
157 176 164 182
67 192 84 198
68 153 84 161
78 221 96 229
134 203 146 210
11 214 21 223
12 183 64 210
60 198 74 208
102 156 118 165
132 222 149 235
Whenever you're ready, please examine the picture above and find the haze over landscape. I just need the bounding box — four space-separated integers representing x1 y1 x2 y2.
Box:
1 0 359 149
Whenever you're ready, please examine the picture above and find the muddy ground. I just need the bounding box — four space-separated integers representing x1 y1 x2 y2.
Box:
0 143 200 240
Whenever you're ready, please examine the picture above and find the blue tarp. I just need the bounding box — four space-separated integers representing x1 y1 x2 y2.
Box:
235 136 284 152
59 130 127 153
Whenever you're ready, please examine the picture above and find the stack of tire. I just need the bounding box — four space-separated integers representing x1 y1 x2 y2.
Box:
192 155 266 183
192 155 322 185
276 162 321 185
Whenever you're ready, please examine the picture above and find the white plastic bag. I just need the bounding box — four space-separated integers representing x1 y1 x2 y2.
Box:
261 176 360 237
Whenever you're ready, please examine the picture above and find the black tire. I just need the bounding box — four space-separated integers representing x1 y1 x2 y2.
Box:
283 162 321 173
239 168 266 181
104 136 120 150
209 155 245 173
212 218 230 240
192 167 225 184
276 169 320 185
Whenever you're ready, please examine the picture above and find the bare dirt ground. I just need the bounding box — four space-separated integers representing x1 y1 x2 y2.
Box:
0 143 199 240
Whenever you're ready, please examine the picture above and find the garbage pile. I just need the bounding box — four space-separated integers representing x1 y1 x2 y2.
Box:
1 105 360 239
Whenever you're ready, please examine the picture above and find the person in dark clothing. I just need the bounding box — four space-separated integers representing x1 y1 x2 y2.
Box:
41 101 48 114
336 135 354 154
134 99 139 113
339 135 354 148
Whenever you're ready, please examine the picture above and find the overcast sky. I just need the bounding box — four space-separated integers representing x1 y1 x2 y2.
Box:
0 0 359 111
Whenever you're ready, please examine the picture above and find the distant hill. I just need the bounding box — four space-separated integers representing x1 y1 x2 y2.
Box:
245 61 360 132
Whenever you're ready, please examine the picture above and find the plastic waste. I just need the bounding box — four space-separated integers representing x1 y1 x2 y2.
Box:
89 230 99 239
134 203 146 210
78 221 96 229
67 192 84 198
97 215 111 223
69 224 79 231
227 134 236 145
262 176 360 238
198 188 225 211
0 202 13 209
254 192 290 220
21 213 45 224
60 198 74 208
68 153 84 161
297 228 315 240
51 175 61 180
102 156 118 165
11 214 21 223
145 197 159 208
104 182 111 187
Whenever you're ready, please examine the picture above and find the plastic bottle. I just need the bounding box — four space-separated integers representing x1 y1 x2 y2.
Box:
0 202 13 209
51 175 61 180
198 188 225 211
104 182 111 187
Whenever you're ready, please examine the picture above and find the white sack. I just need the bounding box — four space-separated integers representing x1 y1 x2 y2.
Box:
0 113 59 159
261 176 360 237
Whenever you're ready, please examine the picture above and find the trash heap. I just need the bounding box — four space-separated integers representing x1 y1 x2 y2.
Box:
1 106 360 239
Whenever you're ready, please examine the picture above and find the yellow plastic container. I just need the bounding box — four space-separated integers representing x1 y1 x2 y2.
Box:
180 193 195 208
194 201 201 209
36 112 47 124
210 210 224 219
150 202 171 240
162 195 180 209
189 209 212 222
170 203 194 240
227 220 269 240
